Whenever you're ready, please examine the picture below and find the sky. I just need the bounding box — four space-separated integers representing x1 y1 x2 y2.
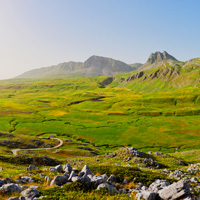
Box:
0 0 200 80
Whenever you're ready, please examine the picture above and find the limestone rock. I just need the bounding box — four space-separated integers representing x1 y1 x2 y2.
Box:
45 176 52 185
63 163 72 173
78 174 91 189
97 183 119 194
50 164 63 172
148 179 170 193
27 165 36 171
21 176 35 183
90 175 106 189
81 165 93 176
21 188 40 199
8 197 20 200
50 175 68 186
68 171 77 181
158 179 191 200
0 183 22 194
136 190 159 200
107 174 119 183
0 179 7 187
55 164 63 172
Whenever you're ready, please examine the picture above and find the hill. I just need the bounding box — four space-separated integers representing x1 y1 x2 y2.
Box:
139 51 179 70
16 55 134 78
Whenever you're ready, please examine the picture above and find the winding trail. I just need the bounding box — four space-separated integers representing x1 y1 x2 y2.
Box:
11 138 63 156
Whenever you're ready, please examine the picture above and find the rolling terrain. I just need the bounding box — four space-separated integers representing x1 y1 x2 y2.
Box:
1 52 200 152
0 52 200 199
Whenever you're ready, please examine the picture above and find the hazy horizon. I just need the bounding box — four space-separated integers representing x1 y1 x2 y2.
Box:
0 0 200 80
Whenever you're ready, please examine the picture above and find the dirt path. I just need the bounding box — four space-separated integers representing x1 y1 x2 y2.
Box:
11 138 63 156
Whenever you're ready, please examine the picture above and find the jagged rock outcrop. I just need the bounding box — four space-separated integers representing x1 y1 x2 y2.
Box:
140 51 178 70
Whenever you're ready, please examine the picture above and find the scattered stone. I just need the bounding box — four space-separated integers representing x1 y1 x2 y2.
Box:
0 179 7 187
122 179 128 185
162 169 170 173
63 163 72 173
136 182 146 190
158 179 192 200
45 176 52 184
50 164 63 173
97 183 118 194
68 170 77 181
21 188 40 200
77 174 91 189
90 175 106 189
148 179 170 193
81 165 93 176
50 167 57 172
101 174 108 181
39 174 45 178
107 174 119 183
27 164 36 171
169 170 183 178
71 176 79 182
136 190 159 200
0 183 22 194
55 164 63 172
21 176 35 183
50 175 68 186
4 178 14 183
8 197 20 200
190 177 198 183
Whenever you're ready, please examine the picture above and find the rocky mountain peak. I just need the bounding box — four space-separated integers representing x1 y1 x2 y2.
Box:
146 51 177 65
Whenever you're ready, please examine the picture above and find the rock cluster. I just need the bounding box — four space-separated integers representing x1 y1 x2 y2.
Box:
1 163 199 200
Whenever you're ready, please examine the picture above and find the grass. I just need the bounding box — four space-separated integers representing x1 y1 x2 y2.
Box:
0 76 200 154
0 60 200 199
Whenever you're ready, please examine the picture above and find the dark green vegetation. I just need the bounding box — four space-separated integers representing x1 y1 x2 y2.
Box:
40 181 131 200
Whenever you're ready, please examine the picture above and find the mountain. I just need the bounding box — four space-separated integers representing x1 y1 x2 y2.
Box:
16 55 134 79
119 56 200 92
16 62 84 78
82 55 133 75
139 51 178 70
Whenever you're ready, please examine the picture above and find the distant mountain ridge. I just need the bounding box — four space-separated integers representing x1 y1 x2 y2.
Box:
16 51 183 79
16 55 138 79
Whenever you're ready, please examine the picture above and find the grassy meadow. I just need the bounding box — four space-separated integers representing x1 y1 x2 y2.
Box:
0 71 200 199
0 74 199 156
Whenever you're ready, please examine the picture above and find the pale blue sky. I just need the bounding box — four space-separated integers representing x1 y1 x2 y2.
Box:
0 0 200 79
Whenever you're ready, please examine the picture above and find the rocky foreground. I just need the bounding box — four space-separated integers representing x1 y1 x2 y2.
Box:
0 148 200 200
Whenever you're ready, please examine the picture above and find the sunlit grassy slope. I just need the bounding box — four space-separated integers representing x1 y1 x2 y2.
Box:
0 64 200 154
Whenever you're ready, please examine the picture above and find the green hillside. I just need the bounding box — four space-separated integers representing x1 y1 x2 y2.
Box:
1 57 200 199
1 61 200 153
